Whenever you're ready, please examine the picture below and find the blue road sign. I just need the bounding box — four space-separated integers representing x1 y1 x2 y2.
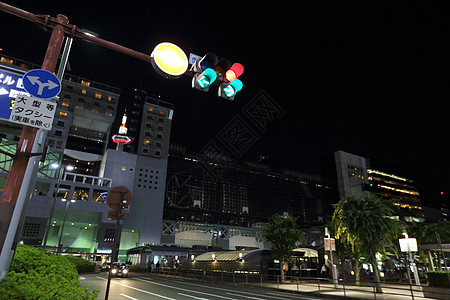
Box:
0 68 27 121
23 69 61 99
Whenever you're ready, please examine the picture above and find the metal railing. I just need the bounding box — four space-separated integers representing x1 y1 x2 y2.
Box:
146 268 447 299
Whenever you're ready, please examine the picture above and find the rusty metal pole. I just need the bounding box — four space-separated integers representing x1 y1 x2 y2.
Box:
0 13 68 279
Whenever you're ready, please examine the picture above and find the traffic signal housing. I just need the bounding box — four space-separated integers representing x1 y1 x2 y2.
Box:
218 63 244 100
191 53 244 99
192 53 218 92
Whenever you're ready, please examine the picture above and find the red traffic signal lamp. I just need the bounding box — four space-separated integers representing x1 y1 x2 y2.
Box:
219 63 244 100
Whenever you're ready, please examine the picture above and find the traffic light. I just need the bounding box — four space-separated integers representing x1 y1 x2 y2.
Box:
191 53 244 99
192 53 218 92
218 63 244 100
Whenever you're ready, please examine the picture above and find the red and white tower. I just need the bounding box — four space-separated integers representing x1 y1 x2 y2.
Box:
111 112 133 151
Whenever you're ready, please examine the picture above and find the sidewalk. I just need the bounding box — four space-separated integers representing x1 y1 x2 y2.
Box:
140 272 439 300
259 281 435 300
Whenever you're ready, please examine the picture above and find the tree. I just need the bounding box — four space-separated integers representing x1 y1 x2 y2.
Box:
331 194 402 293
263 214 305 283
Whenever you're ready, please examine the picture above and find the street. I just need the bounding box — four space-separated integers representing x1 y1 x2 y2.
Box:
81 273 322 300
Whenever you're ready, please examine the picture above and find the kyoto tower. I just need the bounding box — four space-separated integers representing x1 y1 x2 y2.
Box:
111 111 133 151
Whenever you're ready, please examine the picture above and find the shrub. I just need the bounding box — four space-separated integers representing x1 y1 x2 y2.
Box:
0 244 99 299
427 271 450 288
65 256 96 273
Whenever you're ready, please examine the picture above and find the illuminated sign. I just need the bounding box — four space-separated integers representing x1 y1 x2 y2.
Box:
150 42 188 79
0 68 28 120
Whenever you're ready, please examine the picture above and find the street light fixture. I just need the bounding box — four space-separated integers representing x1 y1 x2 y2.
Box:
42 163 74 248
56 197 75 255
325 227 338 288
399 232 422 291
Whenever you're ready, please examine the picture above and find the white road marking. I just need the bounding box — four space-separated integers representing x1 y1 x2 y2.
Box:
266 292 319 300
79 276 86 280
226 292 265 299
135 278 238 300
144 278 275 299
178 293 210 300
95 276 175 299
120 293 139 300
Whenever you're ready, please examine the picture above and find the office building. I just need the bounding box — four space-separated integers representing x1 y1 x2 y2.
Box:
0 55 173 258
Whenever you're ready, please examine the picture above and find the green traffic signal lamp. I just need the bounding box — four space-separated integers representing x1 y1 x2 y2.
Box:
218 79 243 100
192 68 217 91
197 68 217 89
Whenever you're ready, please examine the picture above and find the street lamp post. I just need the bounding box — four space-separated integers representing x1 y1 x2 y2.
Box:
325 227 338 288
42 164 74 248
56 198 76 255
399 232 422 291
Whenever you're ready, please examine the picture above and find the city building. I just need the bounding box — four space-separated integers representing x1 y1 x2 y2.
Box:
0 55 173 260
334 150 444 223
161 145 338 250
0 53 338 260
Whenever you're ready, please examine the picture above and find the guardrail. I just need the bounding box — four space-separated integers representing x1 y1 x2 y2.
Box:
148 268 448 299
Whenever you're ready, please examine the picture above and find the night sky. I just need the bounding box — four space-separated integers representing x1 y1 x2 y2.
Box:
1 2 449 200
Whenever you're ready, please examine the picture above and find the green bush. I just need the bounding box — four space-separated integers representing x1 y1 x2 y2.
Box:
65 256 96 273
427 271 450 288
0 244 99 299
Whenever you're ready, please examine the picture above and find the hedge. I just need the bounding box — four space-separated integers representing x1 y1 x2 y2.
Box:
427 271 450 288
0 244 99 300
65 256 96 273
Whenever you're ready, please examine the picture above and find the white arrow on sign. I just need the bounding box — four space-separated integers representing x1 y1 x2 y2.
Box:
0 87 8 96
27 76 59 95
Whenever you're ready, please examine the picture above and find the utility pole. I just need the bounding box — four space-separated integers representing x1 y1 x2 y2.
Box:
0 5 68 278
0 2 150 279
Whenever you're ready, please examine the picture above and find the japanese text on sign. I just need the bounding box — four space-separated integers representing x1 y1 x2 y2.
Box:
0 68 28 120
8 95 56 130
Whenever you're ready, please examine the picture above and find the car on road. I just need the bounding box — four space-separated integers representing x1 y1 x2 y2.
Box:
100 262 110 272
111 263 129 277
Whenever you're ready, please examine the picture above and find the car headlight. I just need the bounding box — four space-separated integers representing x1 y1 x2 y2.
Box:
123 269 128 273
111 269 117 273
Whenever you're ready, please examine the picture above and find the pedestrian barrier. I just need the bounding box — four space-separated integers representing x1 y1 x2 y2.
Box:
150 268 447 299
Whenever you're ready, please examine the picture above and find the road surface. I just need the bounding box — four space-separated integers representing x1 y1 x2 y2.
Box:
80 273 322 300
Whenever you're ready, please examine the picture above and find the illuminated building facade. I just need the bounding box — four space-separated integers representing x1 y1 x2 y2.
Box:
0 55 173 258
161 146 338 249
334 150 427 222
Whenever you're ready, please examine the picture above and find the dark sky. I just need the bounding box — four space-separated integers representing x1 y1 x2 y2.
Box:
1 2 449 196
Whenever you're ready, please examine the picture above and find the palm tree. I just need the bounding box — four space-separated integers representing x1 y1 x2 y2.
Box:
331 194 402 293
263 214 305 283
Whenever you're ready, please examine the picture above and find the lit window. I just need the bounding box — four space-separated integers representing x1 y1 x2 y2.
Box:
144 139 150 145
0 57 13 64
81 89 87 95
81 80 91 87
75 105 83 109
148 107 154 112
62 102 69 107
95 93 102 99
92 109 99 113
159 111 165 115
59 112 67 117
105 113 112 116
108 96 113 102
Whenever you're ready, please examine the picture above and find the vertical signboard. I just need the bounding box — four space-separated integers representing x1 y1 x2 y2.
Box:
0 68 27 120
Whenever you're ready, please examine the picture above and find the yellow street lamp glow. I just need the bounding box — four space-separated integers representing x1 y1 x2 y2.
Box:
150 42 188 79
